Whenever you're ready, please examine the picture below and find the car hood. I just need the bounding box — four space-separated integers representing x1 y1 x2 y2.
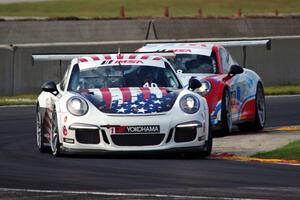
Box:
177 73 215 88
80 87 179 114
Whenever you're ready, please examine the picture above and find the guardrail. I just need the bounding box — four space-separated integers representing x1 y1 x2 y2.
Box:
0 36 300 95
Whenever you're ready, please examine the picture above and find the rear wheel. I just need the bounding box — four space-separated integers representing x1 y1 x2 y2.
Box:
238 83 266 131
221 89 232 135
36 104 49 153
50 108 61 157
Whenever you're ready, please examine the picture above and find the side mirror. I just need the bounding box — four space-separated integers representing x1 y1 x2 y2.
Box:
188 77 202 90
229 64 244 76
42 81 58 95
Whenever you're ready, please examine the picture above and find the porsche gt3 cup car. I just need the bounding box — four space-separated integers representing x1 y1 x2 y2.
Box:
137 40 267 134
34 53 211 157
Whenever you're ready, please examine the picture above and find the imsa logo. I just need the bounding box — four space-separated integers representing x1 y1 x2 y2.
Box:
113 125 160 134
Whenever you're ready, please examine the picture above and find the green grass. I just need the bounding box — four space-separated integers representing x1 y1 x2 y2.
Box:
265 85 300 95
0 95 37 106
0 0 299 18
253 140 300 161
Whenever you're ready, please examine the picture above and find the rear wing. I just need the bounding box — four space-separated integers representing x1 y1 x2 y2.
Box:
217 39 271 67
143 39 271 49
32 52 176 64
206 39 271 49
142 39 271 67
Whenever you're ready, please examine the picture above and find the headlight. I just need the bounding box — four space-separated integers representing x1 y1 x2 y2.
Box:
67 97 89 116
196 80 212 96
179 94 200 114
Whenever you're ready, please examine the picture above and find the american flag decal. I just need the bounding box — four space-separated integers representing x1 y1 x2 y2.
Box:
81 87 178 114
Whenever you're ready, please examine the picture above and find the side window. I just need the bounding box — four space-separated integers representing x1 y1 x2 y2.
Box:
228 53 238 66
211 51 218 74
164 62 182 89
60 66 70 91
67 64 80 91
220 48 230 73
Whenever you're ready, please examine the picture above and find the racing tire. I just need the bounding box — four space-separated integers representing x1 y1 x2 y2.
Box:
36 104 50 153
50 107 61 157
199 119 213 158
182 118 213 159
221 89 232 135
238 83 266 131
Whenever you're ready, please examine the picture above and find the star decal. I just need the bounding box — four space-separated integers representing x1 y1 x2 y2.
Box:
117 107 126 113
154 99 161 104
138 107 146 113
131 104 138 108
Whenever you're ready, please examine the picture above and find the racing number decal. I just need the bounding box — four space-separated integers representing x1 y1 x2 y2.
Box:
143 82 158 87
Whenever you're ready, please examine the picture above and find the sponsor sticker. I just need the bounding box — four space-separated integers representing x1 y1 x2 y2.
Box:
111 125 160 134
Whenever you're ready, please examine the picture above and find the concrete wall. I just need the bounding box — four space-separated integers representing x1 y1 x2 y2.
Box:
6 41 144 95
0 19 150 44
1 17 300 44
153 18 300 39
1 37 300 95
0 45 13 95
226 37 300 86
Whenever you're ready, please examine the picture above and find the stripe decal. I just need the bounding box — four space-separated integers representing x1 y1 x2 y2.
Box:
139 87 151 100
100 88 112 108
104 55 111 60
129 87 142 102
119 87 132 103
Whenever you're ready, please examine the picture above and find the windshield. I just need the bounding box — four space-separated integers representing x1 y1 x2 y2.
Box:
168 54 218 74
68 63 182 91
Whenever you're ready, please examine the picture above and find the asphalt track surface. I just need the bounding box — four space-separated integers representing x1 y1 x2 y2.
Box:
0 95 300 199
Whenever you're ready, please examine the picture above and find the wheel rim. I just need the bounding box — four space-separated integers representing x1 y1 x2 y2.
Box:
51 111 58 154
225 91 232 130
36 112 42 149
257 87 265 126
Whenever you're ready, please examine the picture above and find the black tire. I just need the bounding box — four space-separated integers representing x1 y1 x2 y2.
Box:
238 83 266 131
221 89 232 135
182 117 213 159
199 119 213 158
50 107 61 157
36 104 49 153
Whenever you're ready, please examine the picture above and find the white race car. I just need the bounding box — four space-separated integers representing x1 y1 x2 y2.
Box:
34 53 211 157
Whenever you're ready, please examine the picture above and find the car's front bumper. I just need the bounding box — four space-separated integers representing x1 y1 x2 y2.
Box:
58 112 209 153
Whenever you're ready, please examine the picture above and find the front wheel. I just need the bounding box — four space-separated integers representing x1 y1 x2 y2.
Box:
221 89 232 135
254 83 266 130
50 108 61 157
199 120 213 157
238 83 266 131
36 105 49 153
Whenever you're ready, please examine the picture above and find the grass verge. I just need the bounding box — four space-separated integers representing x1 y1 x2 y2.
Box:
265 85 300 95
0 0 299 18
253 140 300 161
0 95 37 106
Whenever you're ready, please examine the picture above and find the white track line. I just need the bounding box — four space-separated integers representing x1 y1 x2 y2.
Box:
0 188 262 200
0 105 35 108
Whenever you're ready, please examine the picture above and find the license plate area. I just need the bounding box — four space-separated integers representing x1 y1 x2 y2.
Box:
111 125 160 134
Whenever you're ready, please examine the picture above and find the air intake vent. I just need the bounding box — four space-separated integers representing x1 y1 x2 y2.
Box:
111 134 165 146
174 127 197 143
75 129 100 144
101 130 110 144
